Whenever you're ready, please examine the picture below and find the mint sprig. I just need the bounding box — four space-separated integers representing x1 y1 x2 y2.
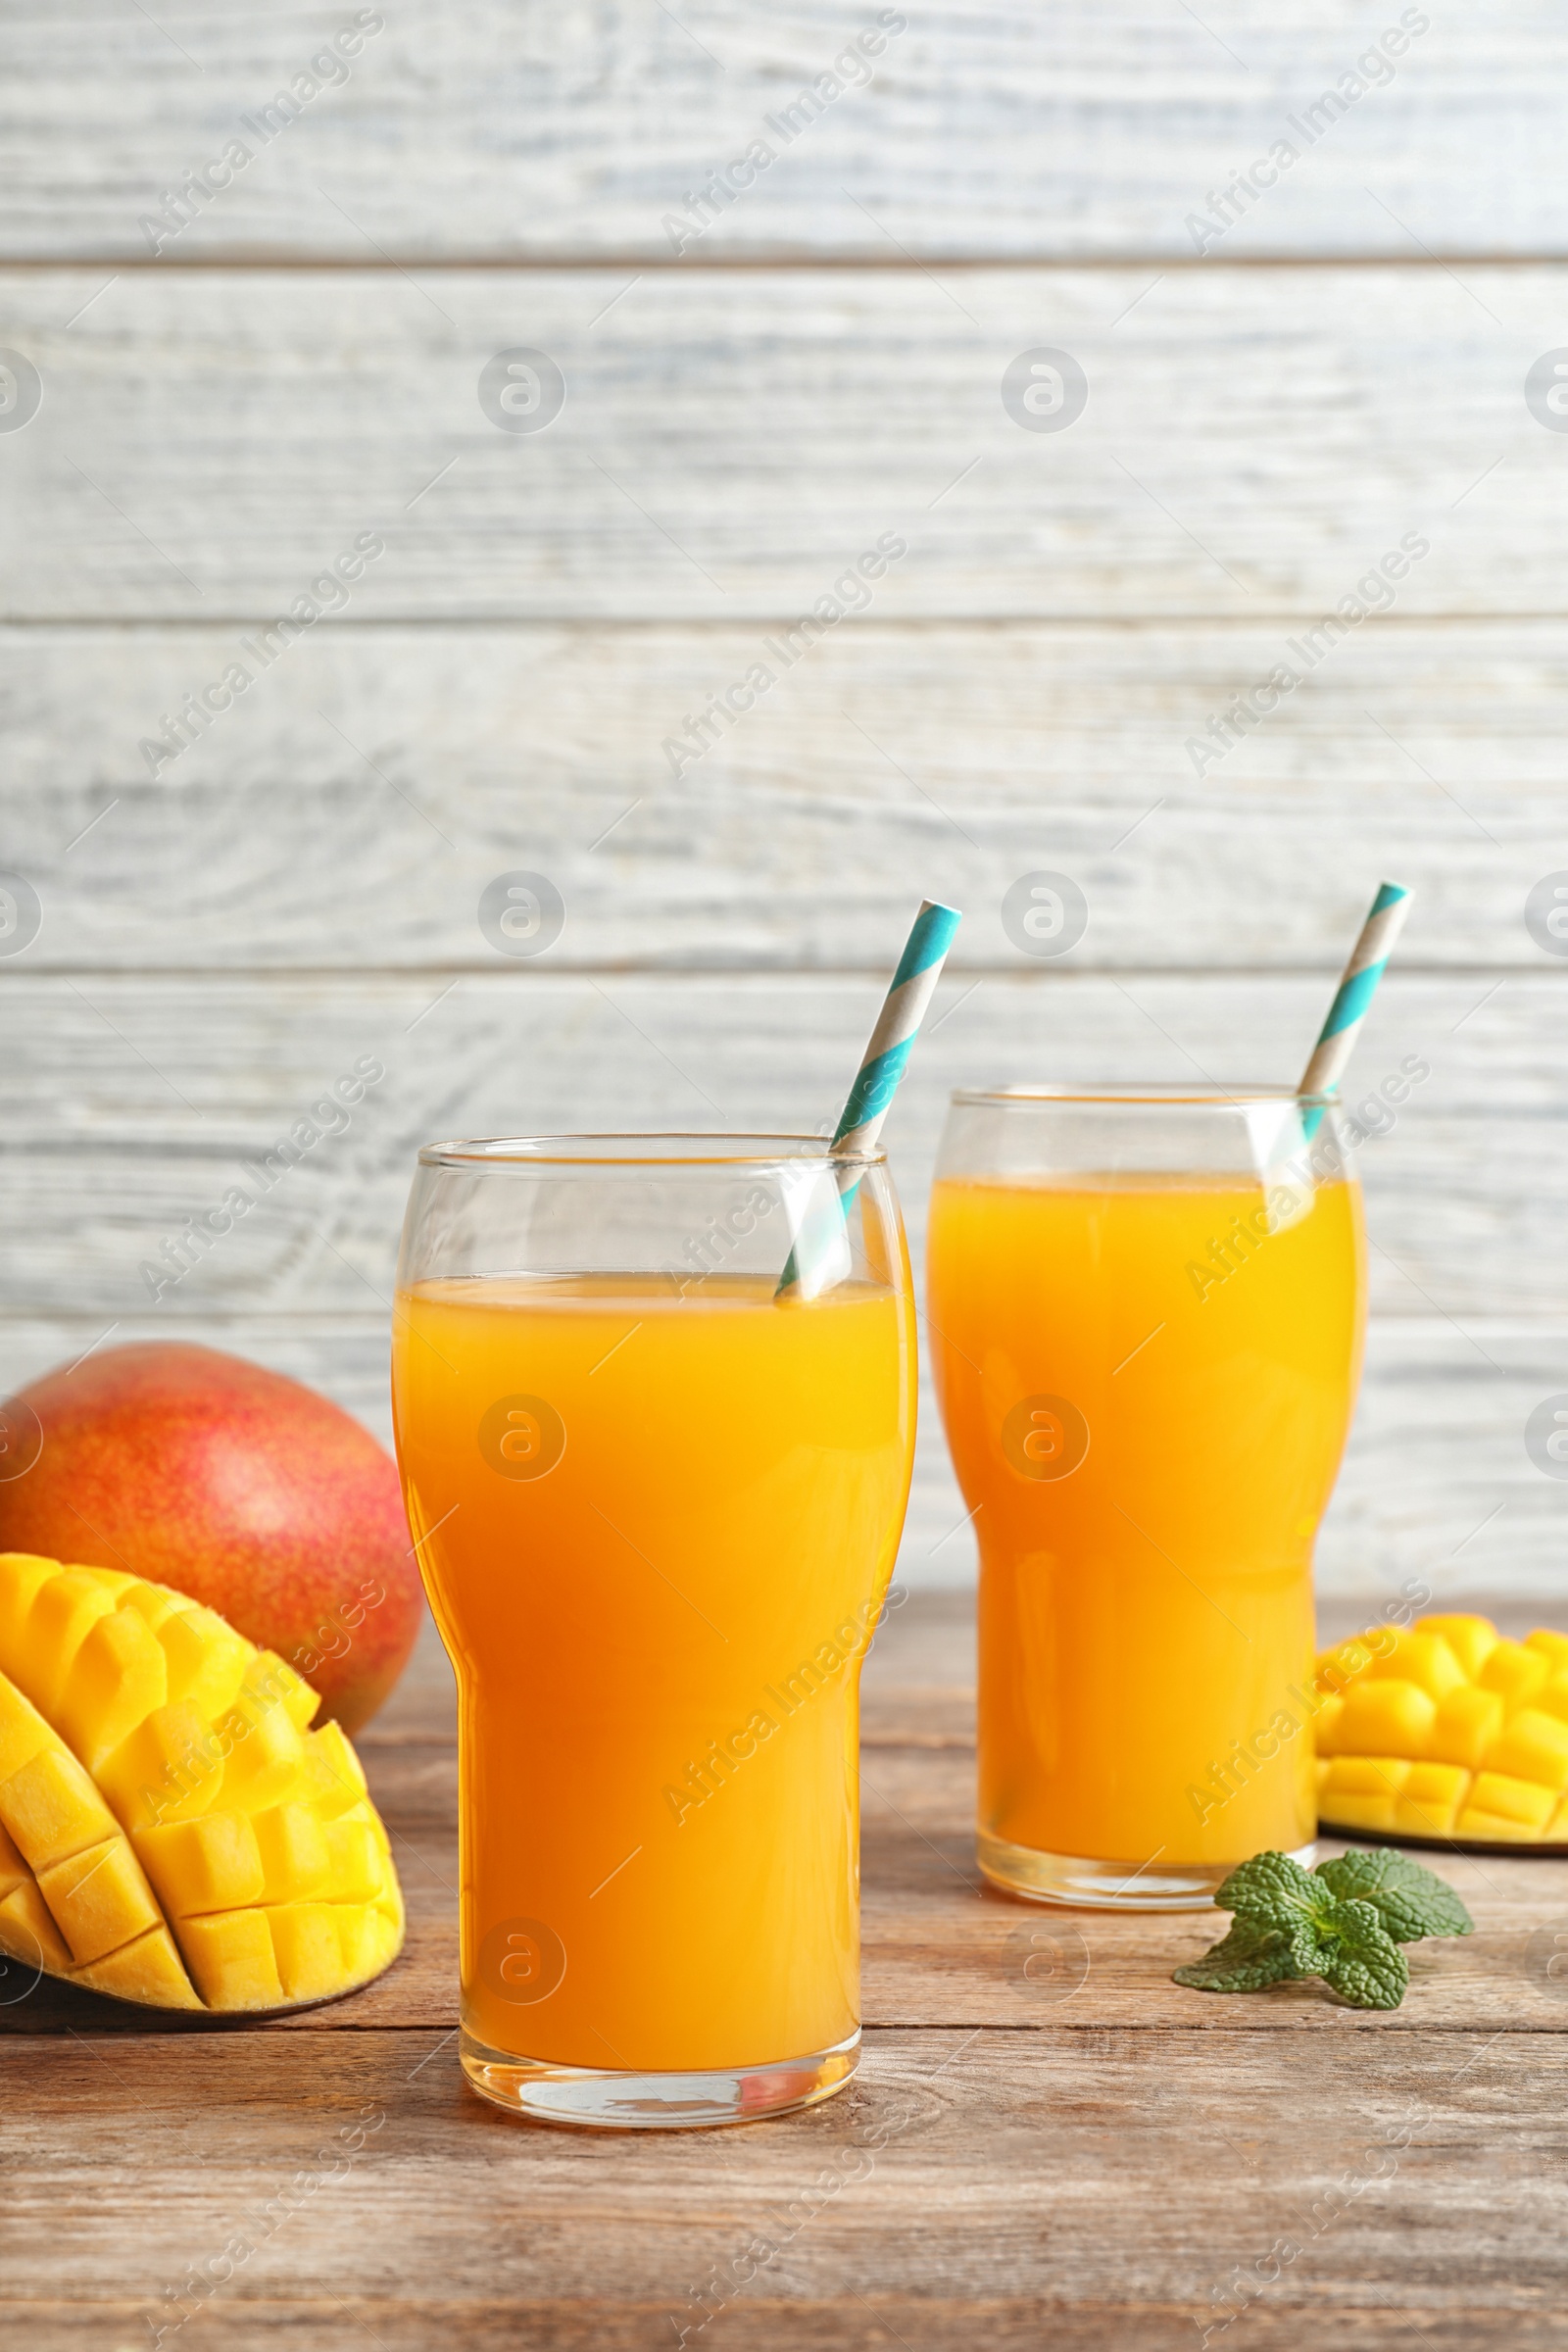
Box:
1172 1847 1473 2010
1171 1914 1299 1993
1312 1846 1475 1942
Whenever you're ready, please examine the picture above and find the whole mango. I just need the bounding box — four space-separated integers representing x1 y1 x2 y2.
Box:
0 1343 421 1733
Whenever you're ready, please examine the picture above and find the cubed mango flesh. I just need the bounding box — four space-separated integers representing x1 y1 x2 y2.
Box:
270 1902 357 2003
255 1652 320 1734
0 1819 29 1901
1318 1609 1568 1847
135 1811 266 1916
1427 1685 1505 1770
251 1802 330 1903
1365 1631 1467 1702
0 1740 121 1870
0 1554 402 2011
1486 1707 1568 1791
1392 1762 1470 1839
0 1675 51 1784
21 1571 130 1719
119 1580 194 1636
1332 1679 1437 1758
0 1556 62 1659
1477 1641 1550 1711
324 1813 383 1905
0 1876 74 1975
215 1695 306 1813
297 1721 368 1818
1457 1772 1558 1838
178 1907 286 2008
36 1836 162 1966
157 1606 250 1722
1416 1613 1499 1680
55 1605 169 1774
74 1924 202 2009
98 1700 225 1831
1317 1756 1409 1835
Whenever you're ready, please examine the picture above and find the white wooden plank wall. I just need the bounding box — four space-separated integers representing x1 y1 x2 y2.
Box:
2 2 1566 1605
2 3 1565 259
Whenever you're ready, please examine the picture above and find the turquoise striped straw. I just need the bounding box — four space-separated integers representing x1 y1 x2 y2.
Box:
1298 880 1413 1138
776 898 962 1298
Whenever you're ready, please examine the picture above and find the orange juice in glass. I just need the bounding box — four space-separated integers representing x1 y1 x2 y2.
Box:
391 1135 915 2126
928 1087 1366 1908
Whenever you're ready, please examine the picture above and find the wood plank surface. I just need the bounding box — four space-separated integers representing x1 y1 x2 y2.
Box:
3 2025 1561 2336
4 618 1567 971
6 2301 1566 2352
0 267 1561 619
2 2 1565 262
4 1599 1568 2351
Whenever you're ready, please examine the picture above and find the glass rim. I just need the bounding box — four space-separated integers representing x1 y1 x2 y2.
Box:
949 1083 1339 1110
415 1131 887 1170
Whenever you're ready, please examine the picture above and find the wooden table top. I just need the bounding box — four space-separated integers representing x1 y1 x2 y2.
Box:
5 1593 1565 2350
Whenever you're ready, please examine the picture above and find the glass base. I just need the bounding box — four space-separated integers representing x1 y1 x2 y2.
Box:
978 1830 1318 1911
459 2026 859 2130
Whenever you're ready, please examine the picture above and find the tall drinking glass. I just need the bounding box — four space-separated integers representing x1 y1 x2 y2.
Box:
391 1135 916 2127
927 1087 1367 1909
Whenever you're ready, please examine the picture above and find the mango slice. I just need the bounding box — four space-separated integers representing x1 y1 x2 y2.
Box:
0 1552 403 2010
1316 1612 1568 1847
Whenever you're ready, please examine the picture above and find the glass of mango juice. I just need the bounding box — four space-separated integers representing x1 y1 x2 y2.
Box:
927 1086 1367 1909
390 1135 916 2128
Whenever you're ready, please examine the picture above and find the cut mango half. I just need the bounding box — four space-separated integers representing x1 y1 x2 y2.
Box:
0 1552 404 2011
1316 1612 1568 1849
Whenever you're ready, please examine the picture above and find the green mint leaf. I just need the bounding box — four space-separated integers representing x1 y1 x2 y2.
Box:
1173 1916 1303 1993
1214 1849 1339 1936
1176 1845 1462 2004
1314 1896 1410 2009
1313 1847 1474 1942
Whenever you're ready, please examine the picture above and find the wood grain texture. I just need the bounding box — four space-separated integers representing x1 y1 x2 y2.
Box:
0 267 1559 620
3 1596 1567 2350
4 2024 1557 2321
3 618 1566 972
6 2306 1567 2352
1 2 1563 262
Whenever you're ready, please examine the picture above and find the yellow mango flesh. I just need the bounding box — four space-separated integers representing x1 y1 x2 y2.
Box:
56 1606 170 1775
0 1556 64 1660
1416 1614 1499 1680
156 1604 250 1722
1426 1685 1505 1770
20 1570 132 1719
1316 1612 1568 1845
1479 1641 1551 1710
0 1552 403 2011
1364 1632 1468 1703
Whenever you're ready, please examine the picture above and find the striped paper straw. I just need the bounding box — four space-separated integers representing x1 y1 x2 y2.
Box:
1298 881 1413 1127
777 898 962 1298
